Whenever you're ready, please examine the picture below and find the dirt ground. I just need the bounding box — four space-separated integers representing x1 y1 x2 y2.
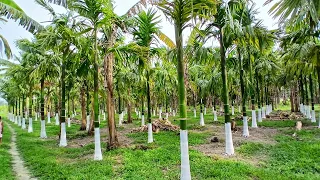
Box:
191 125 280 166
67 123 135 148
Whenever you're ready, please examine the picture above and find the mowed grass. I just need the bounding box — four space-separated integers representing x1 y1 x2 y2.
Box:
0 118 15 180
1 104 320 180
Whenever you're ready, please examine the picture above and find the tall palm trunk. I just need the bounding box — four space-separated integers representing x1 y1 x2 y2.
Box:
22 94 26 129
220 31 234 155
93 28 102 160
80 84 86 130
15 99 17 124
238 48 247 117
59 63 67 146
104 25 119 150
238 48 249 136
147 70 151 123
248 47 257 128
310 74 316 122
174 15 190 179
18 96 20 126
40 79 47 138
255 72 262 122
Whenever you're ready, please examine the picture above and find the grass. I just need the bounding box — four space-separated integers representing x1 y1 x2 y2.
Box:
1 105 320 179
0 118 15 180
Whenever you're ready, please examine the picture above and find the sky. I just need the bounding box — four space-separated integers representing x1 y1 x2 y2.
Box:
0 0 278 58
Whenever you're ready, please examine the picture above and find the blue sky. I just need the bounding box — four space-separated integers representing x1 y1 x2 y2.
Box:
0 0 277 58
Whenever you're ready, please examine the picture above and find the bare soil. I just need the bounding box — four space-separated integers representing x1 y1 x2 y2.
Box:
191 125 279 166
67 123 134 148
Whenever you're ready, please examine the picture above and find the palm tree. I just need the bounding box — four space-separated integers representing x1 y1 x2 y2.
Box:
132 9 163 143
156 0 216 178
198 0 248 155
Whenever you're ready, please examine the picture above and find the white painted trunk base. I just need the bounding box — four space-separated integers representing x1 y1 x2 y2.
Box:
141 115 145 126
225 123 234 155
18 116 21 126
242 116 249 137
231 106 235 115
138 111 141 119
262 107 266 119
170 107 172 113
14 116 18 124
47 112 51 123
35 113 38 121
28 118 33 133
308 106 312 119
94 128 103 160
67 118 71 127
21 118 26 129
55 113 59 125
173 110 176 117
59 122 67 147
213 111 218 122
311 110 316 122
147 123 153 143
153 110 156 117
204 108 207 115
166 113 169 120
119 113 123 126
193 109 196 118
257 109 262 122
251 110 257 128
200 113 205 126
40 120 47 138
299 104 303 113
86 115 90 131
306 106 311 119
180 130 191 180
304 105 307 116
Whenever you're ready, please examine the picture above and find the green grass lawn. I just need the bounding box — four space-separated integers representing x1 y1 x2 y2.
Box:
1 105 320 180
0 118 15 180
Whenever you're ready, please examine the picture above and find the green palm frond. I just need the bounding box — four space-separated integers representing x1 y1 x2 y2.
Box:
0 0 43 34
0 34 12 59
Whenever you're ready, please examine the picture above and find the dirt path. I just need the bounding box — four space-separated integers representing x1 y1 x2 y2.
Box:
6 122 36 180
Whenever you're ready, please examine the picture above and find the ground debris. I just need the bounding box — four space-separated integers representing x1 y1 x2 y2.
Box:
131 119 179 133
267 111 304 120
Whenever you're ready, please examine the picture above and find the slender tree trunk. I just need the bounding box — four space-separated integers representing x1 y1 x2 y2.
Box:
290 87 294 112
147 70 151 123
247 47 255 111
80 84 86 130
305 77 309 106
238 48 246 117
310 74 315 110
220 31 234 154
175 17 190 179
41 79 45 122
104 26 119 149
294 83 299 112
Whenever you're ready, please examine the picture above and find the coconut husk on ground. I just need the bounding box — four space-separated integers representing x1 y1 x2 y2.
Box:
131 119 179 133
267 111 303 120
